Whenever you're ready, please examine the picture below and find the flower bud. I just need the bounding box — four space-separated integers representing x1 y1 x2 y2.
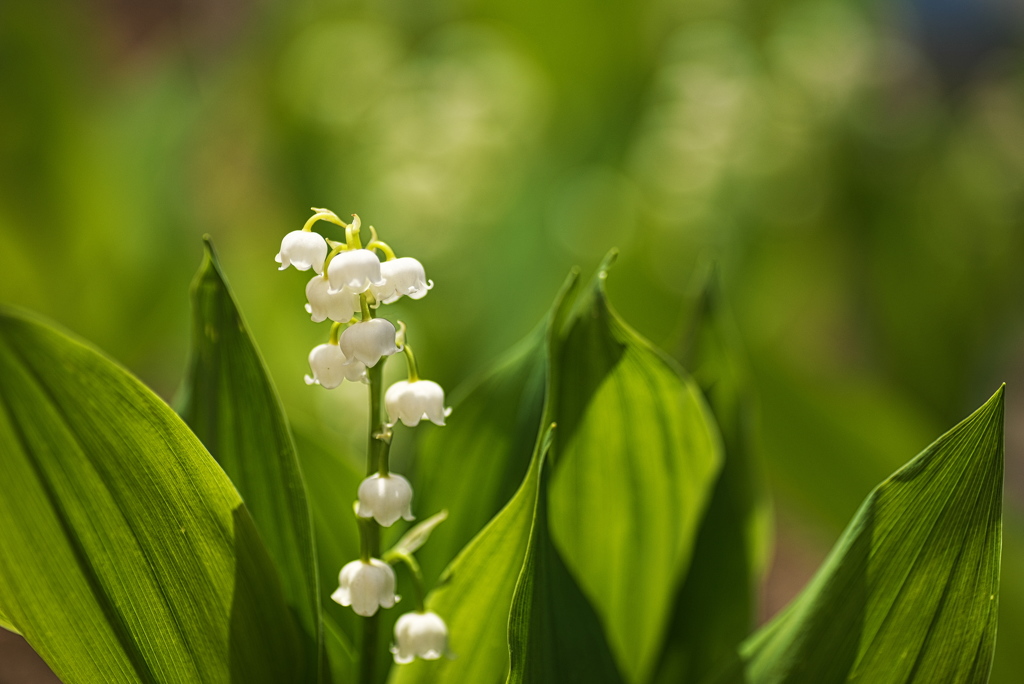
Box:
391 611 448 663
327 249 385 294
340 319 399 367
385 380 450 427
332 559 397 617
357 473 415 527
305 276 360 323
304 344 367 388
276 230 328 274
372 257 433 304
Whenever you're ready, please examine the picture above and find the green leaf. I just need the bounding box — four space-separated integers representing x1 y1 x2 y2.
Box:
0 611 20 635
290 425 364 670
323 613 358 684
387 423 549 684
507 429 627 684
409 265 585 587
387 510 449 558
547 254 723 684
411 325 548 586
178 238 322 681
717 386 1005 684
653 266 772 684
388 273 582 684
0 309 304 683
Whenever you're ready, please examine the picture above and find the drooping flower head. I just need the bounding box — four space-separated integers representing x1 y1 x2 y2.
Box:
305 343 367 388
305 275 360 323
372 257 433 304
340 319 400 367
276 230 328 274
391 611 448 664
332 559 398 617
385 380 450 427
328 249 385 295
357 473 415 527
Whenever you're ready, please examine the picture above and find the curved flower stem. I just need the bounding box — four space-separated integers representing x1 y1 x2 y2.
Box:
323 245 347 272
366 239 396 261
303 209 347 233
403 344 420 383
329 322 342 346
388 552 427 613
346 215 363 250
396 322 420 381
360 294 372 323
360 358 384 684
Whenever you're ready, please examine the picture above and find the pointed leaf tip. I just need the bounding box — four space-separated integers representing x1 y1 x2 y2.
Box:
597 249 619 281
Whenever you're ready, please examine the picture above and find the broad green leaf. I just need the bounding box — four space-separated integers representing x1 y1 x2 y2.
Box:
387 424 549 684
388 274 582 684
653 267 772 684
178 238 322 681
547 255 723 684
411 326 547 586
0 309 303 683
716 386 1004 684
409 266 585 589
292 425 363 678
507 431 627 684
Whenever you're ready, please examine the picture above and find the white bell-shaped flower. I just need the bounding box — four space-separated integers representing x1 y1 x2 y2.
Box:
331 559 398 617
276 230 328 274
340 319 399 367
391 611 448 664
327 249 385 294
356 473 415 527
305 276 360 323
385 380 450 427
304 344 367 388
372 257 433 304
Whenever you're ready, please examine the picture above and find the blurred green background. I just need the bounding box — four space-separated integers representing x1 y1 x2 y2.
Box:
1 0 1022 681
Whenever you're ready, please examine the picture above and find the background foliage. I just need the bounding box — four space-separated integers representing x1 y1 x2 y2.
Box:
1 0 1022 681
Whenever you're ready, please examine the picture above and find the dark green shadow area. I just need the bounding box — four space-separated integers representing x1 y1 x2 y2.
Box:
229 505 309 684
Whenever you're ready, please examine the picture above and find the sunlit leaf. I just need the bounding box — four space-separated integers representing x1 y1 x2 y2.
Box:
653 266 772 684
387 424 549 684
388 274 582 684
411 326 547 586
0 612 20 635
507 429 626 684
387 510 449 558
0 309 304 683
715 386 1005 684
178 237 322 680
547 254 723 684
408 266 585 587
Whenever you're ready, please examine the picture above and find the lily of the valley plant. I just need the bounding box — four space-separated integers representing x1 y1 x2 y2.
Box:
278 208 451 674
0 204 1006 684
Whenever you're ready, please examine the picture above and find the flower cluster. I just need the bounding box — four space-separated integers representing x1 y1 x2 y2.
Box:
276 208 450 664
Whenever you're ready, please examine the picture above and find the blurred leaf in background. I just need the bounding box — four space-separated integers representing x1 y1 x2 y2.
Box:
1 0 1023 680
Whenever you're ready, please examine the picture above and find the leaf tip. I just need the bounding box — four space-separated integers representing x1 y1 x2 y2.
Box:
598 248 620 280
985 383 1005 411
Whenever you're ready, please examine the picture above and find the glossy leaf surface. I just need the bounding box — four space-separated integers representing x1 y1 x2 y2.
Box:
717 386 1005 684
387 423 547 684
548 257 723 684
0 309 303 683
178 238 321 680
